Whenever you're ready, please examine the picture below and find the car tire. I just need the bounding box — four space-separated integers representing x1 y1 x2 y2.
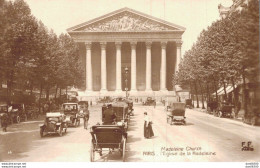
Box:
122 137 126 162
77 119 80 127
59 126 63 136
40 128 44 137
17 116 20 123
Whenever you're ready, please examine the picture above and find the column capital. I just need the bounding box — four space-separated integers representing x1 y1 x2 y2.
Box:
161 41 167 49
115 42 122 49
130 41 137 49
176 40 183 47
85 42 92 49
100 42 107 49
145 41 152 49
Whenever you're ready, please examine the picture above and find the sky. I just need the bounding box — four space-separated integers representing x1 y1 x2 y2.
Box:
24 0 233 54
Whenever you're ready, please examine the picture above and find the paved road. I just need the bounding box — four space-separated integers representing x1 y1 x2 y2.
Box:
0 104 259 162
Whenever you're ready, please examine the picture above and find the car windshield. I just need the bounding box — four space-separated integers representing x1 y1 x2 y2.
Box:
12 104 23 110
47 117 59 122
0 106 7 113
63 104 78 112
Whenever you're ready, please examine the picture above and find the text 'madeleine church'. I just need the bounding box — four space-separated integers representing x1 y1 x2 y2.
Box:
67 7 186 101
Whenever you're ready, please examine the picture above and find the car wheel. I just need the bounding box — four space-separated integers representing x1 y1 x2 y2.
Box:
122 137 126 162
17 116 20 123
59 126 63 136
40 128 44 137
74 119 77 127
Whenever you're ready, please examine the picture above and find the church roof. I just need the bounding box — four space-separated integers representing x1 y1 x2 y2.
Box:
67 7 185 33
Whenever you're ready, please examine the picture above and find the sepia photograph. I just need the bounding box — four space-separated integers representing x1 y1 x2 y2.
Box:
0 0 259 167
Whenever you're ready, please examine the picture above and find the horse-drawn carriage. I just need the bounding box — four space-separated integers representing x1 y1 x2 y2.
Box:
89 125 127 162
207 101 218 114
167 102 186 125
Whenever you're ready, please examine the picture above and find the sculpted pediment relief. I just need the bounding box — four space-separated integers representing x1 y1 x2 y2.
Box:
77 11 176 32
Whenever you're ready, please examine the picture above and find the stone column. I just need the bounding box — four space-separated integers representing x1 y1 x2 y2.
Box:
175 41 182 73
160 41 167 91
145 42 152 91
130 42 137 92
115 42 122 92
85 42 92 92
100 42 107 91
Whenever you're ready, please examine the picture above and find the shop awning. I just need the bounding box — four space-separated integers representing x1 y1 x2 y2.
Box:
212 85 235 96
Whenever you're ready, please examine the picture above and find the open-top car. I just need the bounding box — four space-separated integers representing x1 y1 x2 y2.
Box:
62 103 80 127
39 112 67 137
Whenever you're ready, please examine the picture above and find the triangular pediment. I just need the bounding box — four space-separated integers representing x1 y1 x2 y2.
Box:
67 8 185 32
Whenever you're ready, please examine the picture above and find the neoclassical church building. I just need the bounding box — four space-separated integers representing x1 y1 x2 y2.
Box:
67 7 185 100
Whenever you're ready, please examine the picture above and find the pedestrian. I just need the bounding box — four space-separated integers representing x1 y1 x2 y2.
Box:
144 112 154 139
1 114 8 132
153 101 156 109
83 106 89 129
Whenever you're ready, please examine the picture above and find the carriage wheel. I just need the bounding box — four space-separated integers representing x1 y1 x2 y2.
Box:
122 137 126 162
90 141 95 162
16 116 20 123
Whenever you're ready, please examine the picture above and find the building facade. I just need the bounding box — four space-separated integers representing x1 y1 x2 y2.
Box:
67 8 185 99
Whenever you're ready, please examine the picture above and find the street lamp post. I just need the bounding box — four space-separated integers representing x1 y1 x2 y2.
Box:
124 67 129 99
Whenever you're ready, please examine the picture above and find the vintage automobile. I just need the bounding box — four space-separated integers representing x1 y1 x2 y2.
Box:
216 102 233 118
167 102 186 125
90 125 127 162
207 101 218 115
98 96 112 104
62 103 80 127
9 103 28 123
185 99 193 109
39 112 67 137
143 97 156 106
102 102 129 130
113 97 134 116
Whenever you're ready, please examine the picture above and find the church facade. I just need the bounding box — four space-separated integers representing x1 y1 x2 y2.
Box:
67 8 185 100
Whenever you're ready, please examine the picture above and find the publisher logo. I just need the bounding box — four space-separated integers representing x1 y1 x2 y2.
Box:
242 141 254 151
